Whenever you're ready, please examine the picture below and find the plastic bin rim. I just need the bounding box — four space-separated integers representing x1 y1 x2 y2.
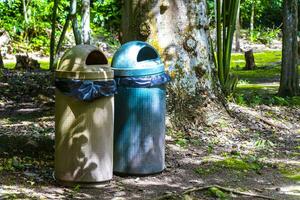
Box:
112 63 165 77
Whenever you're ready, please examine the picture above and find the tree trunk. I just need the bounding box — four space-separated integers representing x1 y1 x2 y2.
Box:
15 54 40 70
121 0 224 128
50 0 59 70
71 0 82 45
244 49 256 70
235 5 241 52
0 51 4 68
82 0 91 44
22 0 29 24
250 1 255 41
279 0 299 96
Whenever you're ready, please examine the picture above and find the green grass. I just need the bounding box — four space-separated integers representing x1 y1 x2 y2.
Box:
4 60 50 70
230 50 300 107
231 50 282 69
231 50 282 82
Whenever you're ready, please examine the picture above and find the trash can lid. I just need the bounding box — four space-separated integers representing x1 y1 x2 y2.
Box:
56 45 113 80
112 41 164 77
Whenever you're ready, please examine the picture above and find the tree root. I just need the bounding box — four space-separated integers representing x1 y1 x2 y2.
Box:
156 185 275 200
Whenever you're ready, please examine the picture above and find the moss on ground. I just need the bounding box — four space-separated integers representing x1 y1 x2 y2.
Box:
195 156 262 176
279 165 300 182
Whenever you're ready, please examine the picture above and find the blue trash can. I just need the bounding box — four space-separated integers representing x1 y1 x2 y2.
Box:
112 41 170 175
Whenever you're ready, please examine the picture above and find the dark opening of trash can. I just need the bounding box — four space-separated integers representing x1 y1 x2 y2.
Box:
86 50 108 65
137 47 158 62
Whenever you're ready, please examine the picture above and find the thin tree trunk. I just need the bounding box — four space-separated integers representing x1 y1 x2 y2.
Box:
279 0 299 96
0 50 4 68
250 1 255 41
50 0 59 71
121 0 224 127
235 5 241 52
22 0 29 24
52 0 81 66
82 0 90 44
55 15 71 55
70 0 82 45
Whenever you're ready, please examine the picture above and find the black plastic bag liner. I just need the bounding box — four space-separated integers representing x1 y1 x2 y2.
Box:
115 73 171 88
55 79 117 101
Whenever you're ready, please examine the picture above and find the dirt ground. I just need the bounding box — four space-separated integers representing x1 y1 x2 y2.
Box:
0 70 299 200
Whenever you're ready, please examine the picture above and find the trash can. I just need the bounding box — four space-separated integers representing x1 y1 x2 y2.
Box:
54 45 116 186
112 41 170 175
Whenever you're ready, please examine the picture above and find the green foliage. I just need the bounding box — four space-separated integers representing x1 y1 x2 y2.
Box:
0 157 26 172
248 27 281 45
0 0 121 55
91 0 121 33
254 139 275 149
234 90 300 107
240 0 283 29
0 0 69 55
91 0 121 48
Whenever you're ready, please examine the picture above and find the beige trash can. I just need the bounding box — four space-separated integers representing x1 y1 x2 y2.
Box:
54 45 115 186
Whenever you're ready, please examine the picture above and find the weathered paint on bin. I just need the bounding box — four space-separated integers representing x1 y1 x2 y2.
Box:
55 45 114 185
112 41 166 175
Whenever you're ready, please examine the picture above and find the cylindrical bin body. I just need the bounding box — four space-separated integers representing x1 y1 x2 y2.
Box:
112 41 170 175
55 45 116 185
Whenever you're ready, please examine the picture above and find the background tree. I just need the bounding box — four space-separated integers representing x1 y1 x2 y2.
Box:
279 0 299 96
82 0 91 44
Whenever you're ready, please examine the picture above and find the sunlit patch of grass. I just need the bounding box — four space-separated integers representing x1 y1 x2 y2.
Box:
233 67 281 81
237 83 278 92
3 61 50 70
3 61 15 69
254 50 282 66
40 61 50 70
231 50 282 69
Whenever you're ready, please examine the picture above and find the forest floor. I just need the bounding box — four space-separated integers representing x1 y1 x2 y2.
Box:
0 51 299 199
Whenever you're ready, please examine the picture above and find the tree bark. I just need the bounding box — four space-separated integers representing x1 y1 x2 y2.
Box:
250 1 255 41
235 5 241 52
70 0 82 45
15 54 40 70
56 15 71 55
50 0 59 71
82 0 91 44
244 49 256 70
22 0 29 24
0 51 4 68
121 0 224 128
279 0 299 97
